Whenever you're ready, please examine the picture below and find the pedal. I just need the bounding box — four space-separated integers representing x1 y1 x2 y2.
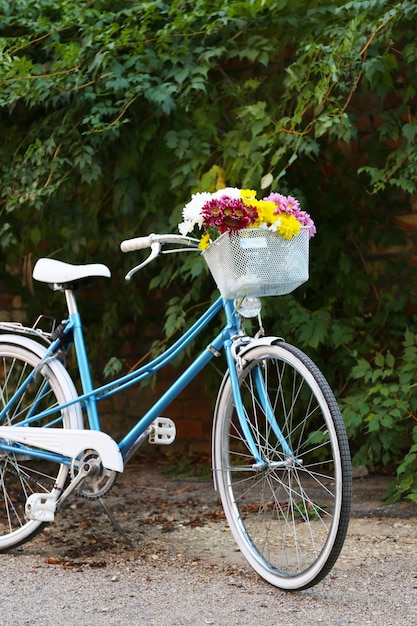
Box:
25 493 56 522
148 417 176 445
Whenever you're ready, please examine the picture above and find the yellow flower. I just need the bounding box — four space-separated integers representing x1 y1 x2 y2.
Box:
255 200 277 225
240 189 257 202
198 233 211 250
277 214 301 239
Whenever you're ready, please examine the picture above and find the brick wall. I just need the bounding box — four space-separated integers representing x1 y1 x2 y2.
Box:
98 362 216 456
0 293 25 323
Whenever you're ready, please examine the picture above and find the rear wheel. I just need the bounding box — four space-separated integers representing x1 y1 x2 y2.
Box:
213 341 352 590
0 338 82 550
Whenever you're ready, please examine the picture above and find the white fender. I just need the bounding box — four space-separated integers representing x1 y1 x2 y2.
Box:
237 335 284 358
0 333 83 428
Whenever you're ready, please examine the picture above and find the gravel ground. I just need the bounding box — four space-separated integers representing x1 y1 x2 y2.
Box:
0 460 416 626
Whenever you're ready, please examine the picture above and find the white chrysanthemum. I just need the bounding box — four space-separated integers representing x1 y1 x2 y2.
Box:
178 220 193 235
179 192 212 235
212 187 241 199
182 192 212 224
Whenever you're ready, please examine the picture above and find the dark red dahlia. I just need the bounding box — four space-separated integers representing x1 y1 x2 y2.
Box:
201 196 258 234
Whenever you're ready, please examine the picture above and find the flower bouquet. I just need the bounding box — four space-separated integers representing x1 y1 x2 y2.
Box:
178 187 316 299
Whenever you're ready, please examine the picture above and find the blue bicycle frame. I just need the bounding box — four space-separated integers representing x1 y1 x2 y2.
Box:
0 292 274 466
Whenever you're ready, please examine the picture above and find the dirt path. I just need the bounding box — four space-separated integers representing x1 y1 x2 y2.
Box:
0 462 416 626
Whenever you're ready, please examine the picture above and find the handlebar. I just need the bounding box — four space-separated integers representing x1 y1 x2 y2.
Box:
120 233 199 253
120 235 156 252
120 233 200 281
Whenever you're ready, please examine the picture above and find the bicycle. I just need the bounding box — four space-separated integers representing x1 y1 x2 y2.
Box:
0 232 352 591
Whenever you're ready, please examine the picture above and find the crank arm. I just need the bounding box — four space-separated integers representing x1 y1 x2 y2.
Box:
55 459 96 509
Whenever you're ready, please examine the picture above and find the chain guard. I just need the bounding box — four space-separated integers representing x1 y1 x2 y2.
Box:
70 449 117 499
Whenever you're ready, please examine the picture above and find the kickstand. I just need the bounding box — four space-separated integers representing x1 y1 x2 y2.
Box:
98 497 136 550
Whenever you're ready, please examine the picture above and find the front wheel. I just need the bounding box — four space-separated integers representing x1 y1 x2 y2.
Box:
213 341 352 591
0 337 83 550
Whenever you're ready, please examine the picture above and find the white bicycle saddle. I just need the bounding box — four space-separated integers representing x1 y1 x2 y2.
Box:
33 258 111 287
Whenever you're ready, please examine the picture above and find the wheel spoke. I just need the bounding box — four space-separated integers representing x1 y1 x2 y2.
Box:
0 341 81 550
214 342 351 590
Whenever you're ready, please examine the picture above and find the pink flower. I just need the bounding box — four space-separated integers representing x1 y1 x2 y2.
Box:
263 192 315 238
294 210 317 237
264 193 300 215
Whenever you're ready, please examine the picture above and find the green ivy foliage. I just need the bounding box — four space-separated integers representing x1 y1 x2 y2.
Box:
340 330 417 503
1 0 417 499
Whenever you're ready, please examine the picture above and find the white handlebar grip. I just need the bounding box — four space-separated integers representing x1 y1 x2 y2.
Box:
120 235 154 252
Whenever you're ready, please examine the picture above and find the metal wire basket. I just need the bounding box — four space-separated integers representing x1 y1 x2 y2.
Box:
202 227 309 299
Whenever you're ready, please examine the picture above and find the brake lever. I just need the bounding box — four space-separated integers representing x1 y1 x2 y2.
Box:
124 241 161 281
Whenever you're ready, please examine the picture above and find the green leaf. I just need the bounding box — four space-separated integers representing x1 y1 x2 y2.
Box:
103 356 124 378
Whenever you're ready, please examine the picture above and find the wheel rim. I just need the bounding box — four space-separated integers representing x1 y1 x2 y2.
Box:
214 345 350 589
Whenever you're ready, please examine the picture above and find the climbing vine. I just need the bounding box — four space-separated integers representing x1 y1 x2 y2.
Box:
1 0 417 499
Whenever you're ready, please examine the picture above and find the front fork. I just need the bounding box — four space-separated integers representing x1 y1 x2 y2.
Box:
225 338 294 470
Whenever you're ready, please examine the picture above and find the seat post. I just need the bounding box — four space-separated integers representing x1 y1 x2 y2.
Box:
64 289 79 316
63 287 101 430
